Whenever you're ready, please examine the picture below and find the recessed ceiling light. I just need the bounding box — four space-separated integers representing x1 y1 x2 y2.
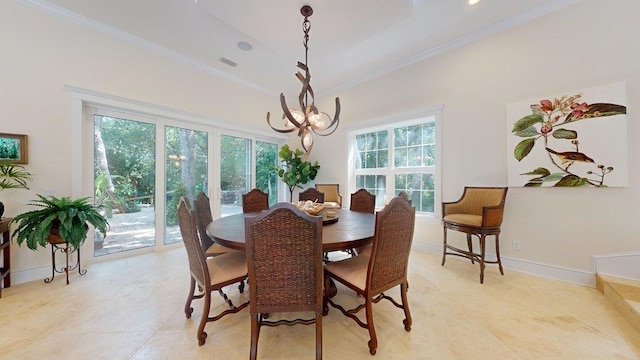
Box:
237 41 253 51
469 0 480 5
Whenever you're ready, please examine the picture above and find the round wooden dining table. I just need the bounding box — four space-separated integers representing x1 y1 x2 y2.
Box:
206 208 375 252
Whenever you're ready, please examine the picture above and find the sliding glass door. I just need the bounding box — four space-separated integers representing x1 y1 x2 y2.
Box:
163 126 209 244
164 126 209 244
256 141 279 206
219 135 280 216
88 106 282 259
92 112 213 256
93 115 156 256
219 135 251 217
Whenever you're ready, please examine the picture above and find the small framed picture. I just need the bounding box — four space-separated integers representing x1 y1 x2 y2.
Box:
0 133 28 164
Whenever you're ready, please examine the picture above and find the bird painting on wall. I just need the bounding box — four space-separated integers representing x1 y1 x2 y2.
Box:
545 147 594 170
510 87 627 187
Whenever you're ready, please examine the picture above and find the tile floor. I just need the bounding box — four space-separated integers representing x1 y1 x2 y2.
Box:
1 250 639 359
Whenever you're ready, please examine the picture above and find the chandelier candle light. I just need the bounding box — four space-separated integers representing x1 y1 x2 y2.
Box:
266 5 340 161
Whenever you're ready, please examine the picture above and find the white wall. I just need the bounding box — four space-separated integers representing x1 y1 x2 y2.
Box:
0 1 278 278
2 0 639 284
311 0 640 280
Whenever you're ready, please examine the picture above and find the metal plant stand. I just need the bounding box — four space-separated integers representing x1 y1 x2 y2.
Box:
45 240 86 285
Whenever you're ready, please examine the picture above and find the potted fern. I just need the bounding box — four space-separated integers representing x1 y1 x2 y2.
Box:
11 195 109 251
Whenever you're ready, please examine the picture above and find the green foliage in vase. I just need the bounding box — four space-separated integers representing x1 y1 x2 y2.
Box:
275 144 320 201
11 195 109 251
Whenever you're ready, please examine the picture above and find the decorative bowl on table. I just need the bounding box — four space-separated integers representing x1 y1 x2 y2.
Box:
294 201 324 216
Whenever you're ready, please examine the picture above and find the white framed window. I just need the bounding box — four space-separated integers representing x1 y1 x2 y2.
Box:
347 106 442 216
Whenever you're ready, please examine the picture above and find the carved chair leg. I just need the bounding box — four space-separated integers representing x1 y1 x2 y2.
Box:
184 277 196 318
250 314 260 360
365 296 378 355
315 313 322 360
197 291 210 345
322 271 331 316
400 282 412 331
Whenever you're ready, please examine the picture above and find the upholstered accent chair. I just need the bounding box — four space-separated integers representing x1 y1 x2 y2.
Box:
441 186 508 284
245 203 324 359
324 195 415 355
242 188 269 213
315 184 342 208
177 197 249 346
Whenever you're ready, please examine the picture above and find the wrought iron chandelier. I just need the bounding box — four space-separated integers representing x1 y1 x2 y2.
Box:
267 5 340 160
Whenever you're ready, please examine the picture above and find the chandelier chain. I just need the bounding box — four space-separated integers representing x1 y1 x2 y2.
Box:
265 5 340 161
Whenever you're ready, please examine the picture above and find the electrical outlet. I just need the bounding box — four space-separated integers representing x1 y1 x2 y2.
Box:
513 241 521 250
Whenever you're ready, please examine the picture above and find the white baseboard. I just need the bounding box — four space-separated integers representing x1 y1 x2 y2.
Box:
12 241 602 288
11 265 59 285
591 252 640 282
413 241 596 287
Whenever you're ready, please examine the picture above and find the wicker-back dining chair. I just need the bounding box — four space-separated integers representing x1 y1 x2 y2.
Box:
194 192 238 257
397 190 413 205
245 203 324 360
177 197 249 346
350 188 376 214
350 189 377 257
324 195 415 355
242 188 269 213
299 187 324 203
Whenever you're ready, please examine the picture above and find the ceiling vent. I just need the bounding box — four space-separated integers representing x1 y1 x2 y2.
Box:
219 57 238 67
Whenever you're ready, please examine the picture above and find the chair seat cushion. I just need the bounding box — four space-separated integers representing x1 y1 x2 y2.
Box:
206 242 238 257
443 214 483 227
206 251 247 286
324 254 370 291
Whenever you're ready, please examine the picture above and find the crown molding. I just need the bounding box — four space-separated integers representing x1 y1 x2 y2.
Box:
318 0 583 97
17 0 581 99
15 0 277 96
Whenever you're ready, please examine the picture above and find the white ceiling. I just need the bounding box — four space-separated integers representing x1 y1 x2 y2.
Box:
23 0 580 97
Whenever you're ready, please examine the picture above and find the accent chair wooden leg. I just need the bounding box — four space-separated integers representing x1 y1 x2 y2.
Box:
441 226 448 266
479 235 486 284
495 234 504 275
466 233 474 264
